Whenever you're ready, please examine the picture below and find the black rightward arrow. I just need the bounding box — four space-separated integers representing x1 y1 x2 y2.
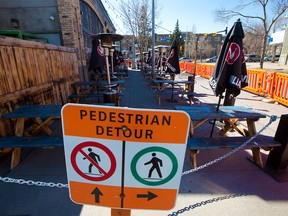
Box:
137 191 157 201
91 187 103 203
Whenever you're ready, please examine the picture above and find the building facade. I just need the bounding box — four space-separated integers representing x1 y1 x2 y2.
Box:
120 31 224 68
278 26 288 66
0 0 116 80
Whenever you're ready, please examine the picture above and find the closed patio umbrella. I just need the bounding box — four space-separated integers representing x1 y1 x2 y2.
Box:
165 40 181 102
209 19 248 137
209 19 248 105
165 40 180 80
88 39 105 75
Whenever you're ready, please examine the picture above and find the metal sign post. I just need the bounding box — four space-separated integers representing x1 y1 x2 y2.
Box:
62 104 190 212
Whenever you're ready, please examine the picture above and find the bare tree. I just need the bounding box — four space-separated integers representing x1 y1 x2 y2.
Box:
243 23 264 54
119 0 153 69
202 41 216 59
214 0 288 68
184 31 196 58
138 2 151 59
197 37 211 61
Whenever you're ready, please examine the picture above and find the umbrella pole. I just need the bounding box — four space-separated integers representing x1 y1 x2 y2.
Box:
168 73 177 102
171 73 174 100
223 88 236 106
210 93 223 137
171 83 174 100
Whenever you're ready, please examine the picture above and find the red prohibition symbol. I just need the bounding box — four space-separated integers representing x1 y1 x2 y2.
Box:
70 141 116 181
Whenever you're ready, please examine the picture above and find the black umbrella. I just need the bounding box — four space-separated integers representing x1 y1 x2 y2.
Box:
146 50 152 65
209 19 248 136
165 40 181 102
165 40 181 80
88 39 105 73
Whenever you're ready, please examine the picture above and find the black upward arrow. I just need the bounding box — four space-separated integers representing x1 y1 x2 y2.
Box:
91 187 103 203
137 191 157 201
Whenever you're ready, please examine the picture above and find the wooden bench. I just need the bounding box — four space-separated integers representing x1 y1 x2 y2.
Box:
0 136 63 148
0 135 63 169
68 93 102 103
0 105 62 169
154 90 196 105
68 93 124 105
187 135 281 168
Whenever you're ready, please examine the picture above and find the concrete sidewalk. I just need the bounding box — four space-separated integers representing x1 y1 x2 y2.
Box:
0 69 287 216
246 61 288 72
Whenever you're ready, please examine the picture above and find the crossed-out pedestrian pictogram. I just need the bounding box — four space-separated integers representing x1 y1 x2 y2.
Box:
70 141 116 181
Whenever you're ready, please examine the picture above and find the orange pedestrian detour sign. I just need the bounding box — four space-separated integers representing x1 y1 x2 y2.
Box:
61 104 190 210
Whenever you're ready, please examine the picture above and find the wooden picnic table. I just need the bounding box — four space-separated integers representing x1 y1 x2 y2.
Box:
142 69 162 80
174 105 268 168
71 80 124 95
174 105 266 137
152 79 195 91
69 80 125 104
97 71 127 80
1 105 62 169
153 79 196 105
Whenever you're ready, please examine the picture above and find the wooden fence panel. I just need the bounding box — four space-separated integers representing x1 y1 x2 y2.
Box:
0 37 79 119
1 46 20 92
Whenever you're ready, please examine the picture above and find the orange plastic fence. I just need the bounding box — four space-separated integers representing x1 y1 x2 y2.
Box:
263 72 277 98
243 69 266 96
180 62 288 107
201 64 214 78
273 73 288 107
179 61 185 71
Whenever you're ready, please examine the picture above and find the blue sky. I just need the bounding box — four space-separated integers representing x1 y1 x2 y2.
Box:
157 0 238 33
102 0 265 35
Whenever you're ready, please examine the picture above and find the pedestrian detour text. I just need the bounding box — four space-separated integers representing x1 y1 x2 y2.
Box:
79 109 172 140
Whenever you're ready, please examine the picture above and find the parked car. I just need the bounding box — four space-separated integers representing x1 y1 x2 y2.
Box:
204 56 218 63
244 54 260 62
179 57 193 62
264 55 280 62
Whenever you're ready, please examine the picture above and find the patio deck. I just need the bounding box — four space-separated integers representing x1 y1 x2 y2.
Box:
0 69 287 216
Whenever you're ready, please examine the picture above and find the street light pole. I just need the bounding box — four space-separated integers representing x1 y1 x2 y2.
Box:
151 0 155 73
193 36 199 77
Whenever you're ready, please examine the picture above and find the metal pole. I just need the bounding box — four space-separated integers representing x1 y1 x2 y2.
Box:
193 36 198 77
210 93 223 138
151 0 155 73
160 48 163 72
105 50 111 87
132 36 135 69
110 49 114 74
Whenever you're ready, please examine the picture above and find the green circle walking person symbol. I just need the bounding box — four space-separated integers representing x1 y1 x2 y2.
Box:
144 152 163 178
131 146 178 186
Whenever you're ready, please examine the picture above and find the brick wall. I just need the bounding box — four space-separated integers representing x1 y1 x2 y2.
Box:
57 0 86 65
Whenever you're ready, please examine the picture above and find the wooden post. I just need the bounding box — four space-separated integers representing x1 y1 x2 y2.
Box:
223 87 236 106
11 118 25 170
188 75 194 101
111 209 131 216
265 114 288 182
